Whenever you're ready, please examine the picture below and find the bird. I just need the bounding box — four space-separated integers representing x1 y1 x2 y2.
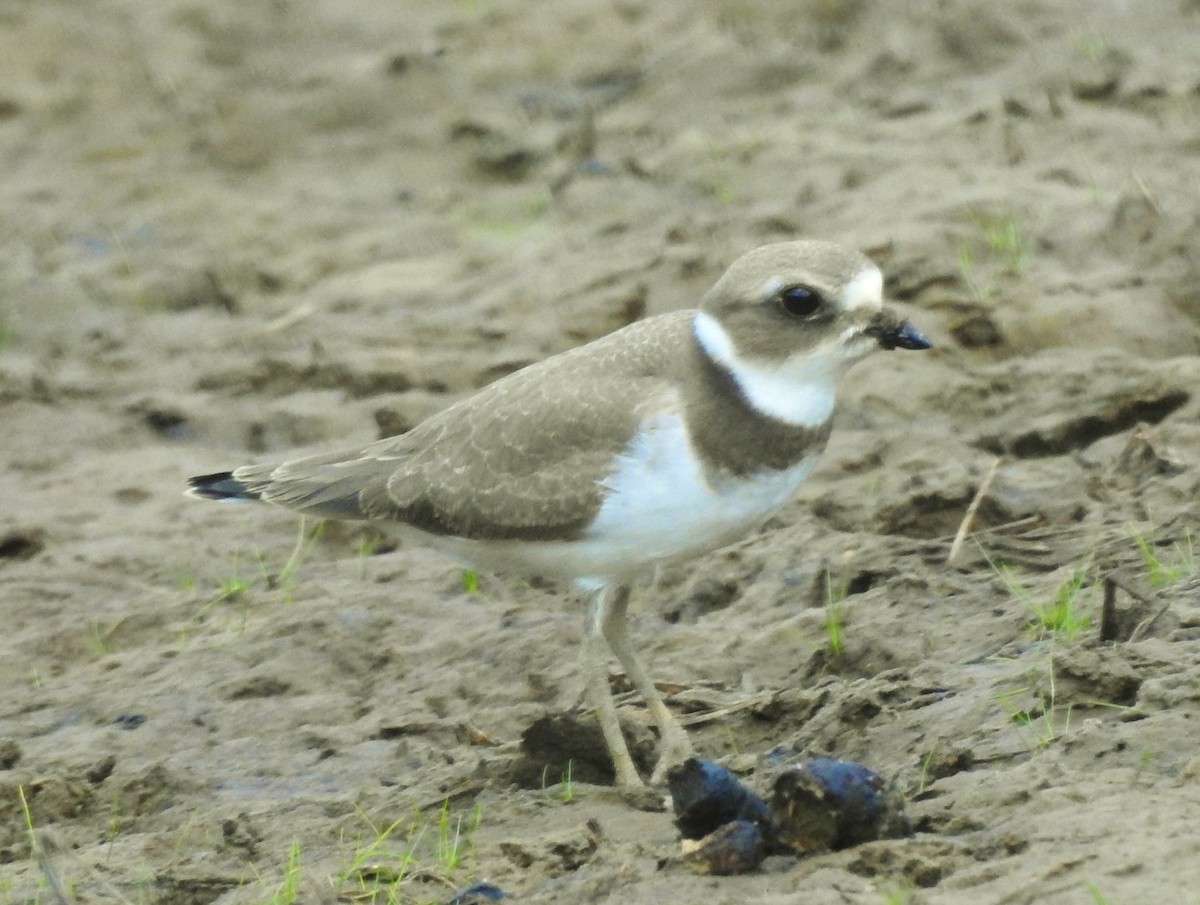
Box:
187 239 931 787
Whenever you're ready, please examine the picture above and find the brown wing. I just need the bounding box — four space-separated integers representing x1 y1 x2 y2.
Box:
231 312 692 541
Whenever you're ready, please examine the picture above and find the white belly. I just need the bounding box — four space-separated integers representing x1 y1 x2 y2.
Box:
579 412 816 574
427 413 819 587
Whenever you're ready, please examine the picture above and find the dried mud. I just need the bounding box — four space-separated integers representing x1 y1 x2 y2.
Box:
2 2 1200 904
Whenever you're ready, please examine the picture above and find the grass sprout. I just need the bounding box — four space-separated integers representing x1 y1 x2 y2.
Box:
275 518 327 602
335 811 421 900
996 681 1071 750
462 570 480 594
987 552 1093 642
911 745 939 798
975 211 1029 274
218 573 253 603
881 880 917 905
561 760 575 803
186 519 332 635
959 208 1030 301
1131 527 1196 588
18 785 36 855
267 841 303 905
542 760 576 802
823 571 847 657
334 801 483 903
436 801 482 874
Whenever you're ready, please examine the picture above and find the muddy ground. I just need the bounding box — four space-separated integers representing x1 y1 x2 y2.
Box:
2 2 1200 903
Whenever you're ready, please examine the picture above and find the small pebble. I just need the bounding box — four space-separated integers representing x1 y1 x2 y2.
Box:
444 882 505 904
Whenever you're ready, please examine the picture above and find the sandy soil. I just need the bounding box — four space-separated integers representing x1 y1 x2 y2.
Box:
2 2 1200 903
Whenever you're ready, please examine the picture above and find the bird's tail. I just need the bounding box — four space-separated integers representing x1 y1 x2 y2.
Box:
186 471 261 502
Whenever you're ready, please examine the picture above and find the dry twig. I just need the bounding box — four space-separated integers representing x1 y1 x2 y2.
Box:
948 457 1003 564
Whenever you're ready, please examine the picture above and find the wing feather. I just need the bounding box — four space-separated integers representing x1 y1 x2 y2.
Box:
230 312 692 540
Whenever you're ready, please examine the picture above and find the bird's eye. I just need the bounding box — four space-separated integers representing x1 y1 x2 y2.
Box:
778 285 823 318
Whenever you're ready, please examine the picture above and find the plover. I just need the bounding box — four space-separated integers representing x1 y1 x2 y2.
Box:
188 240 930 786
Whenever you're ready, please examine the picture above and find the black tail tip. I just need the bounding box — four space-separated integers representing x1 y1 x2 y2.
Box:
187 471 258 502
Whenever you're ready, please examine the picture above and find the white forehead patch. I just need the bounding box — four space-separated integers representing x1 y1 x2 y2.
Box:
842 266 883 311
758 277 786 302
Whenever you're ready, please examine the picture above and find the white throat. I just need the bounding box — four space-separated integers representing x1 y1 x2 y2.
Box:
693 311 838 428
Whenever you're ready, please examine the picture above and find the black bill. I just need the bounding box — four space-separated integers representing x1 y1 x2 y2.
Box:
878 320 931 351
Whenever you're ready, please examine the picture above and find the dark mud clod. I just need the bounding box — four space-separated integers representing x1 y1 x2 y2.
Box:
669 757 909 874
444 883 506 904
681 819 766 875
86 754 116 785
667 758 769 840
142 407 191 440
0 739 21 769
0 529 45 562
512 712 652 788
769 757 909 853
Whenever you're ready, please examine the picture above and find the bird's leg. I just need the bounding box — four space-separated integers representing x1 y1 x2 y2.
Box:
600 585 694 784
585 586 644 787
